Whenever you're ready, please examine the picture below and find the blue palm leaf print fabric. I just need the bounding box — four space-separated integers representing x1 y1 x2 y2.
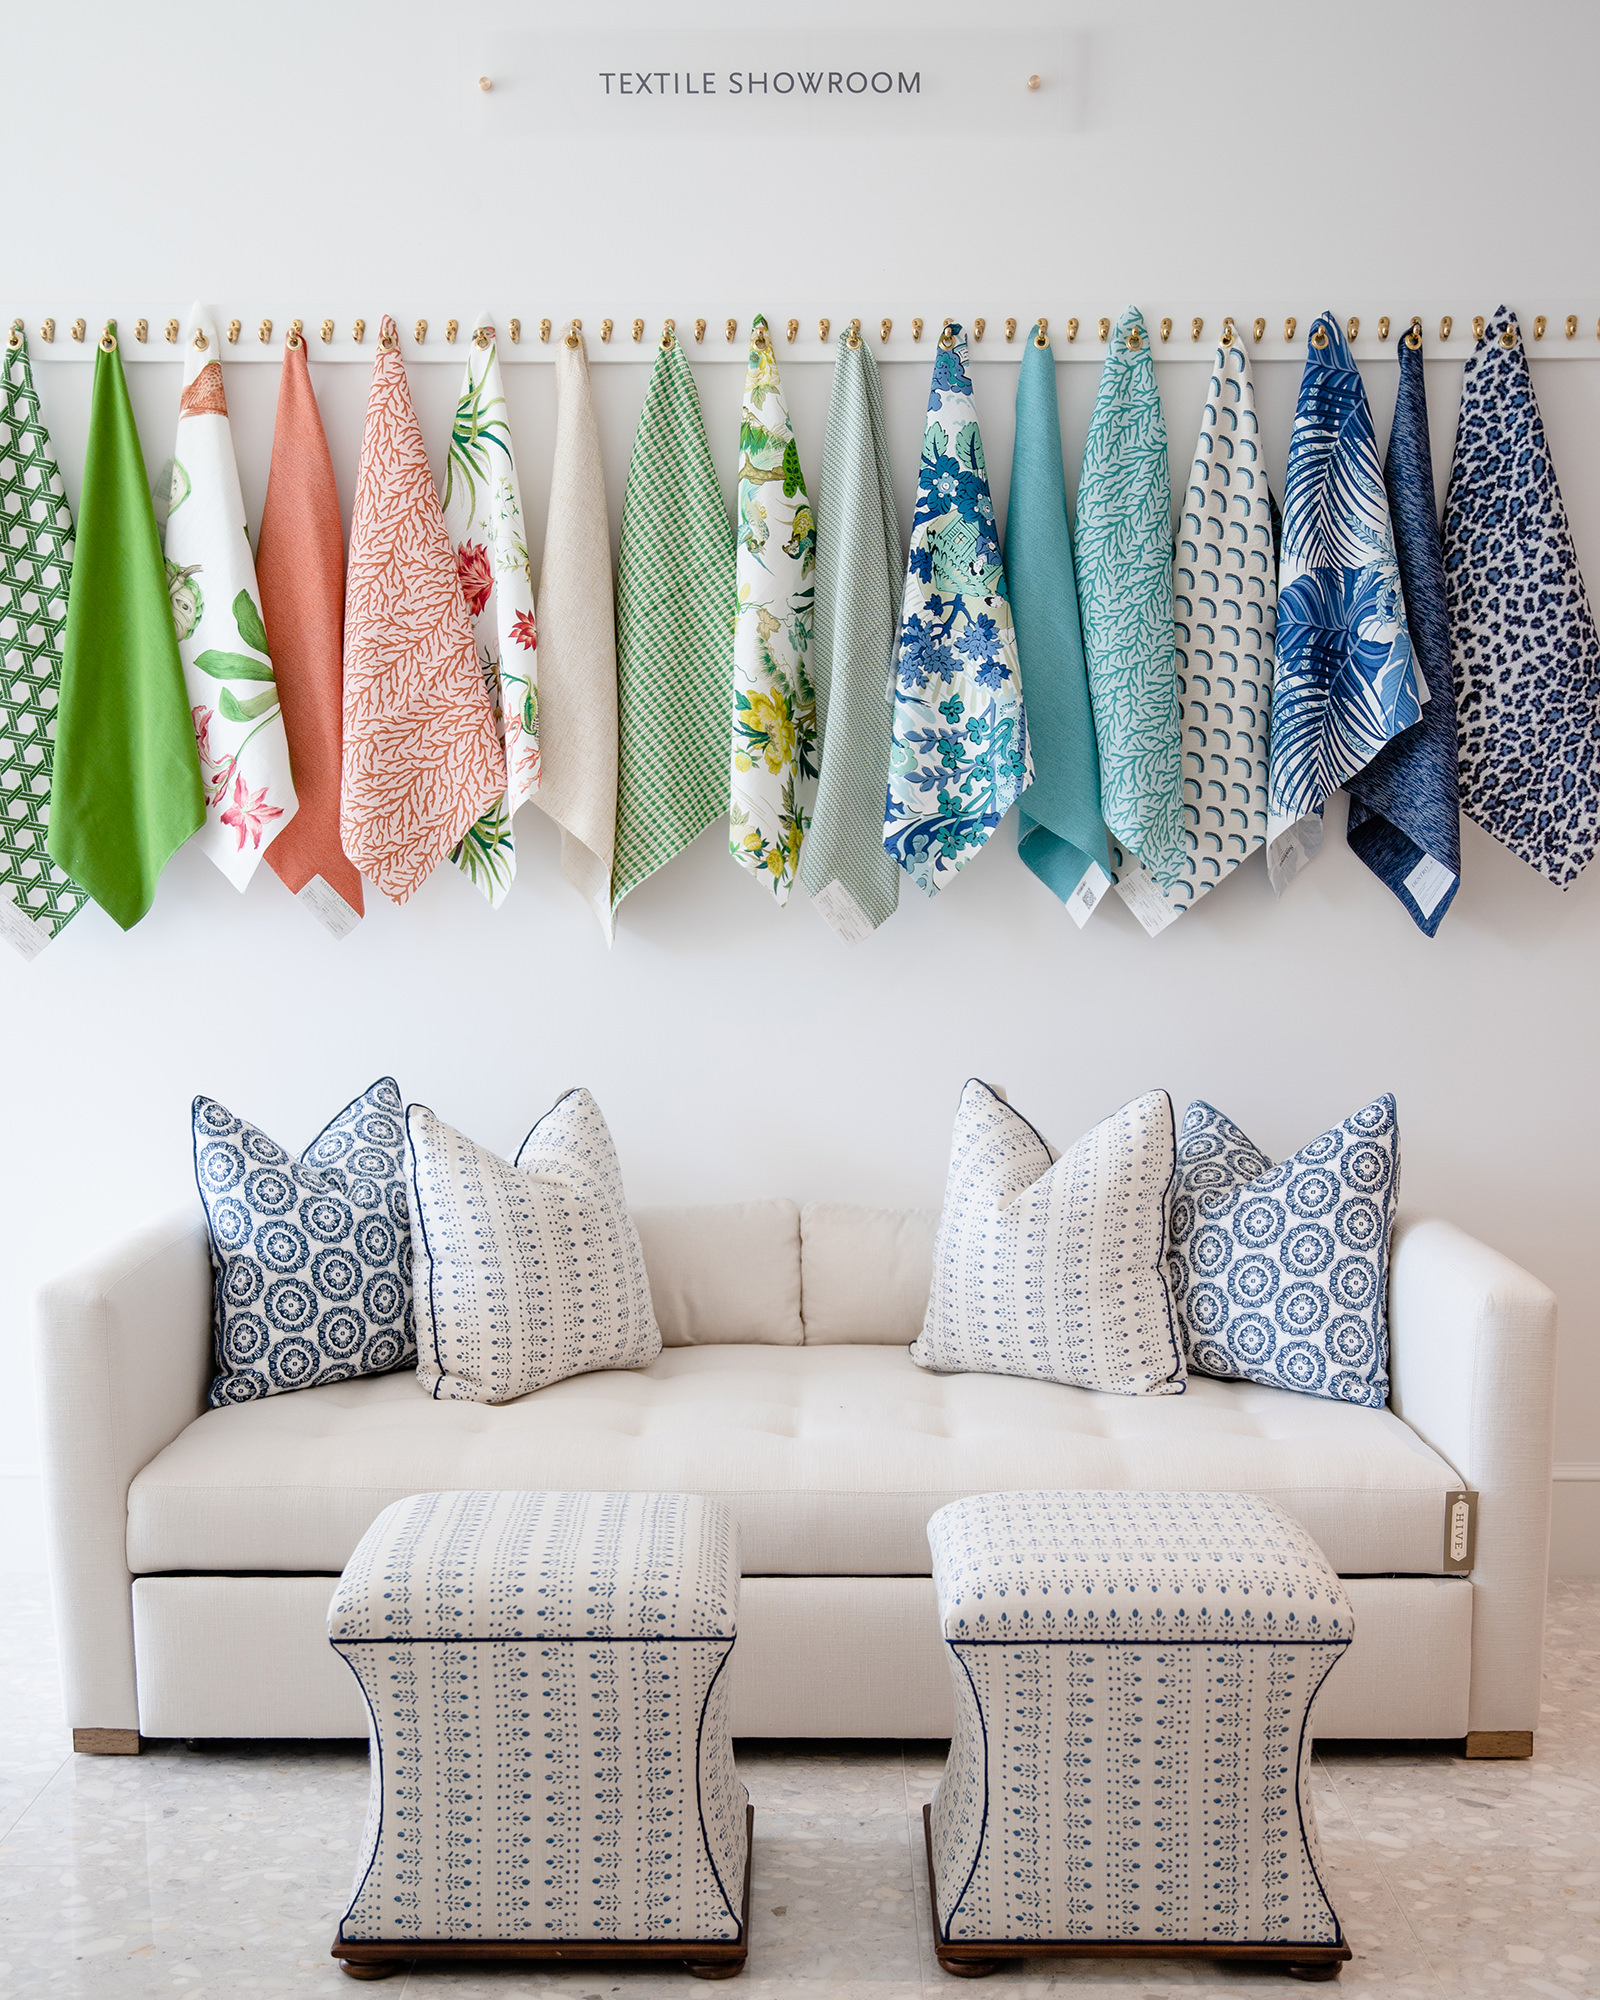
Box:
884 326 1030 894
1267 313 1424 892
1346 327 1461 934
1075 307 1184 894
1444 306 1600 889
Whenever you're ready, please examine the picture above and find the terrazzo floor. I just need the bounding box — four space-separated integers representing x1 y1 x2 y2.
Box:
0 1578 1596 1997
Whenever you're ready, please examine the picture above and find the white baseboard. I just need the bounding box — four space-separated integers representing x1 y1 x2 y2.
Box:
0 1475 47 1573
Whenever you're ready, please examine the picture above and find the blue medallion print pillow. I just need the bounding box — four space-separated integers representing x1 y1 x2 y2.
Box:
1167 1095 1399 1407
193 1078 415 1406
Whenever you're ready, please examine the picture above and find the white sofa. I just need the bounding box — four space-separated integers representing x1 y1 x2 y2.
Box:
35 1199 1556 1757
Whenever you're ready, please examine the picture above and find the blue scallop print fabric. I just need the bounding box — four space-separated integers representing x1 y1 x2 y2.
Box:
1268 314 1425 892
193 1076 415 1405
1444 305 1600 888
1346 326 1461 933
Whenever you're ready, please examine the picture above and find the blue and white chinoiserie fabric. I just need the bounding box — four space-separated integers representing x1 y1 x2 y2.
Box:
1268 313 1424 891
193 1077 414 1405
1075 307 1185 900
1167 1094 1400 1408
1007 325 1111 921
1117 336 1275 933
1347 327 1461 932
1445 306 1600 888
332 1489 749 1949
884 326 1030 894
927 1489 1352 1950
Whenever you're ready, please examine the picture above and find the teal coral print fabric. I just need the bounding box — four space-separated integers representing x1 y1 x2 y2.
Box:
0 324 87 959
730 316 816 899
1268 313 1424 891
884 326 1030 894
1076 308 1184 893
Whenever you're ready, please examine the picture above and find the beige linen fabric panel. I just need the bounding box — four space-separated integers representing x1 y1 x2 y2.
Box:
799 1203 939 1343
632 1200 802 1346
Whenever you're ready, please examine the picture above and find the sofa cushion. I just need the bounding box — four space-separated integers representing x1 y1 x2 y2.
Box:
631 1200 802 1346
127 1343 1460 1580
799 1203 939 1343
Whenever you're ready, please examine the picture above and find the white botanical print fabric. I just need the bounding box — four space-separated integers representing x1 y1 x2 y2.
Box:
445 323 539 904
165 305 298 885
730 315 816 899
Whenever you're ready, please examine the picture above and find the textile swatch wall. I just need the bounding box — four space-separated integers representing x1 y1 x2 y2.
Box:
2 0 1598 1572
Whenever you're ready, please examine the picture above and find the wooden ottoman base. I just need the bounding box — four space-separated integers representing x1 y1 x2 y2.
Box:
923 1806 1350 1982
334 1804 753 1982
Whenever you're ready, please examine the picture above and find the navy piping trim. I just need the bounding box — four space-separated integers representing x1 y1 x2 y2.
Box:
693 1639 742 1940
1293 1642 1350 1943
332 1644 386 1942
940 1928 1349 1950
305 1077 401 1162
189 1101 228 1389
513 1085 584 1169
403 1104 447 1397
330 1632 737 1646
940 1641 990 1945
1150 1088 1186 1390
944 1635 1352 1648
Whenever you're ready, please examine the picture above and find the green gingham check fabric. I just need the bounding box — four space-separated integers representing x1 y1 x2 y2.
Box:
611 339 736 916
0 326 87 958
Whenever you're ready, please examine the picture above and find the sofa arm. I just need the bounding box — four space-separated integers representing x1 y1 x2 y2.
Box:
1386 1211 1557 1738
34 1207 213 1739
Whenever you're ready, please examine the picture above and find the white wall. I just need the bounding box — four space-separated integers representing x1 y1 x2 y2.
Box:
3 0 1598 1567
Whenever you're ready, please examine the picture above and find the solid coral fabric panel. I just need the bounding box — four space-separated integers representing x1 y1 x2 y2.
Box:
259 336 363 918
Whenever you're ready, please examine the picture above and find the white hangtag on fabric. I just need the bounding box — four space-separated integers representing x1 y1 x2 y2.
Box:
1064 860 1112 930
809 878 876 947
1115 863 1182 938
1403 851 1457 919
0 896 53 962
296 874 362 940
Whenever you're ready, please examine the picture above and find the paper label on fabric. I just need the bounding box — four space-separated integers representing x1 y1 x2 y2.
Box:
0 895 53 962
1064 861 1112 930
1403 852 1457 919
1114 864 1182 937
810 878 876 946
296 875 362 940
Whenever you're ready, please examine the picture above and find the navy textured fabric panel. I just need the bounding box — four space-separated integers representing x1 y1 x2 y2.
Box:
1346 332 1461 933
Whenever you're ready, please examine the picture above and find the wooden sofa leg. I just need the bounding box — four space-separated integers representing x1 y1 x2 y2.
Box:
73 1728 141 1756
1464 1730 1534 1759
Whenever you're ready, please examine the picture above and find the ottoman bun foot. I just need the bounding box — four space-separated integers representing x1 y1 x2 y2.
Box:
1288 1963 1344 1983
935 1953 1001 1978
335 1955 408 1980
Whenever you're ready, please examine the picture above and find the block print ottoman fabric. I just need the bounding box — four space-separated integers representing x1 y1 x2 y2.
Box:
730 315 816 899
341 317 504 905
0 323 88 959
799 326 902 938
1167 1094 1400 1407
1008 323 1111 919
884 324 1030 894
926 1489 1352 1951
330 1489 749 1949
166 306 298 886
1347 325 1461 932
194 1077 414 1404
406 1086 661 1404
1118 334 1276 932
911 1079 1184 1396
1076 308 1184 897
257 327 364 933
612 337 736 917
1445 305 1600 888
445 322 540 905
1268 313 1424 891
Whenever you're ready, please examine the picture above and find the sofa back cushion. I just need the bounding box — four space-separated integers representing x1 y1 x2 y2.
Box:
631 1200 803 1345
799 1203 940 1343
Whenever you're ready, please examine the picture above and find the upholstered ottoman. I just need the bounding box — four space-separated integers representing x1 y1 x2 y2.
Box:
327 1489 751 1980
924 1490 1353 1980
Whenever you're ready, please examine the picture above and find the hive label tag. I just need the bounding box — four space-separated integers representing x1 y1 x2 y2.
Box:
296 875 362 940
1443 1488 1477 1573
1064 861 1111 930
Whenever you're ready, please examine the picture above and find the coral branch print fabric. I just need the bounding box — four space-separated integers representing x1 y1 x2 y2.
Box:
1119 336 1276 930
165 308 298 886
1347 328 1461 932
341 318 504 905
885 327 1029 895
1268 314 1424 892
911 1079 1184 1398
444 323 540 905
535 330 618 941
1076 309 1183 895
730 317 816 899
257 331 364 933
799 328 902 937
1007 325 1110 917
1445 305 1600 888
612 339 736 916
0 325 88 959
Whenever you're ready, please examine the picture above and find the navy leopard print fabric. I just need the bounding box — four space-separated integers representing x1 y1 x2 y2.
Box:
1443 304 1600 888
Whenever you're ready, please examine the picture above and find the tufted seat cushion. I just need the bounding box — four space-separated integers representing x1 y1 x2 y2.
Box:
126 1344 1460 1578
